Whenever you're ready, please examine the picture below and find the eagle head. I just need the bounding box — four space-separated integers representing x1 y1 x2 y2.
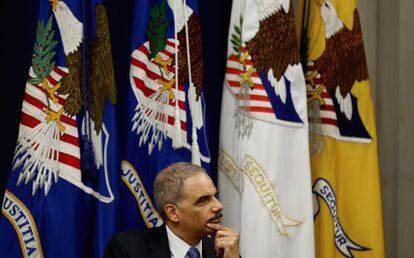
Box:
256 0 288 21
318 0 343 39
166 0 193 33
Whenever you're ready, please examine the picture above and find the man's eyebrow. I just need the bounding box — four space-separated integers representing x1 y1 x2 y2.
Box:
194 194 212 204
194 190 219 204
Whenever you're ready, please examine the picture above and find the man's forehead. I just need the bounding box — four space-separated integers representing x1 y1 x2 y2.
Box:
182 173 216 196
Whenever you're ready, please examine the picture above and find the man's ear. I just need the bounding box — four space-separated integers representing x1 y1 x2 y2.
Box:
164 204 180 223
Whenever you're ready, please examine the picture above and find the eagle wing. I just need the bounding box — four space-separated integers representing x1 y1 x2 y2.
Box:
315 9 368 96
88 4 117 133
58 46 83 116
246 1 299 80
350 9 369 84
177 13 204 98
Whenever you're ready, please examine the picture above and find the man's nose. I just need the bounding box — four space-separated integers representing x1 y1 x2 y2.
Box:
212 197 223 211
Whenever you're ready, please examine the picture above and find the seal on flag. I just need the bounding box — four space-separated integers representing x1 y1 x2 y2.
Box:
224 0 307 137
13 3 117 203
130 0 206 165
304 0 372 154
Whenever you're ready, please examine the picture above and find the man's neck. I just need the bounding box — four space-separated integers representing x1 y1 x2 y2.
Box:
165 222 202 246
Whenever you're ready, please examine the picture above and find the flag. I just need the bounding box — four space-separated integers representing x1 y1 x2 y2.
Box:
118 0 211 230
218 0 315 257
300 0 385 257
0 0 119 257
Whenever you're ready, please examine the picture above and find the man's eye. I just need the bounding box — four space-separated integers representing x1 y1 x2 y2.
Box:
196 197 209 205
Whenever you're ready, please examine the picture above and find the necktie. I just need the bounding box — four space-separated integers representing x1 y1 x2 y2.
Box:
186 246 200 258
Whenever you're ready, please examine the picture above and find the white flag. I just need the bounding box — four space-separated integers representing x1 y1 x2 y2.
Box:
218 0 315 257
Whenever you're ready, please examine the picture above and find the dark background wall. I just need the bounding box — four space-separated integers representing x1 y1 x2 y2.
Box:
1 0 40 204
0 0 232 206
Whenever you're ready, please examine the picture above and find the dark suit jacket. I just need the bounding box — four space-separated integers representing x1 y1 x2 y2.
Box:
104 225 218 258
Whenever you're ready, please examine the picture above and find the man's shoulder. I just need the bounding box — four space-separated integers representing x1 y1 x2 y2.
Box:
112 227 156 241
104 226 166 258
110 226 165 247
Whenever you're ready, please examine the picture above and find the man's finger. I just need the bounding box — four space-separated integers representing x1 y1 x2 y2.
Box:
216 236 238 245
206 223 230 231
215 230 239 238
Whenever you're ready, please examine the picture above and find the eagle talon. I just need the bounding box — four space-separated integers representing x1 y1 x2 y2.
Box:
307 85 326 106
44 107 66 132
239 51 250 69
239 66 255 90
306 70 320 86
41 79 62 104
154 53 173 76
157 78 176 100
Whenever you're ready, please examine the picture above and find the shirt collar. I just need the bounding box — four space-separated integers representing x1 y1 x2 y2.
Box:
166 225 203 258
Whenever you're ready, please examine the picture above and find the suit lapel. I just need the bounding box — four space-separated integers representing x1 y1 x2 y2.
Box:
147 225 171 258
202 237 218 258
146 226 218 258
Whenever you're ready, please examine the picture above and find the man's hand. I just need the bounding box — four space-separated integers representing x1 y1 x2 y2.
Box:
207 223 240 258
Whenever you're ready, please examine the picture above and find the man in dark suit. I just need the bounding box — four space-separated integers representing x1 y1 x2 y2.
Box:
104 162 240 258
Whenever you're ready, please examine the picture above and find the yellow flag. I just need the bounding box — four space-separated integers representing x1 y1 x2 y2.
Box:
300 0 385 257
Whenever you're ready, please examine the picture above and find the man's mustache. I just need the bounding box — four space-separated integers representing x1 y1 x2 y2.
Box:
208 212 223 222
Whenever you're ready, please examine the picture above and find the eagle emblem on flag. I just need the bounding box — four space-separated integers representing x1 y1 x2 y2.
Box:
225 0 306 136
304 0 372 154
130 0 205 165
12 1 116 202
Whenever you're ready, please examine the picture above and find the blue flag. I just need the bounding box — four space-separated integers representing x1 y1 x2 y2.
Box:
0 0 119 257
118 0 211 230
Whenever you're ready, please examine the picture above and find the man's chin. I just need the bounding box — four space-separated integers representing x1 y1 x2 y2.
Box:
204 227 216 235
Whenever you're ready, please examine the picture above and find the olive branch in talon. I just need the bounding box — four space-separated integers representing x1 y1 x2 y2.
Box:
147 0 173 90
231 16 256 90
29 16 59 108
131 0 175 154
231 15 243 58
13 15 65 195
229 15 255 137
147 0 175 100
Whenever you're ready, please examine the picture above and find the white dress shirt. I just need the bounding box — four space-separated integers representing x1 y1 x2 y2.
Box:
166 225 203 258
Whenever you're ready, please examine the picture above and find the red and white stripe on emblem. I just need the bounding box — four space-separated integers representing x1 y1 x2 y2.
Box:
130 39 188 139
225 52 277 123
19 66 81 175
306 63 340 137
